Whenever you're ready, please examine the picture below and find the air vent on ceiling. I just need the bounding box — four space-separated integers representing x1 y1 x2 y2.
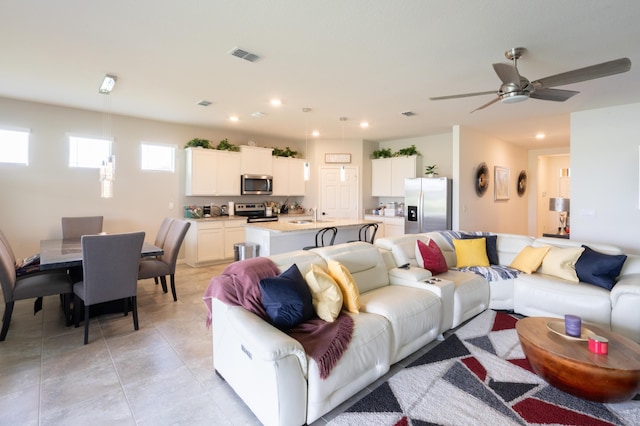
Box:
401 111 416 117
229 47 260 63
197 100 212 107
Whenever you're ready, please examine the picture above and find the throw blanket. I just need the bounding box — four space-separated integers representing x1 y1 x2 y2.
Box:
435 230 520 282
203 257 354 379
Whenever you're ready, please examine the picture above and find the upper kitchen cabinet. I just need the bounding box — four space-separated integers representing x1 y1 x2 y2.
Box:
371 155 422 197
272 157 306 196
240 145 273 176
185 147 241 196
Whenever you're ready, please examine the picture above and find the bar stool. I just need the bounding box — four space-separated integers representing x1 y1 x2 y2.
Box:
303 227 338 250
355 223 379 243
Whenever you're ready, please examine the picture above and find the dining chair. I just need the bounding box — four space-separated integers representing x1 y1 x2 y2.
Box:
303 227 338 250
61 216 104 239
138 219 191 301
348 223 379 244
0 229 73 341
73 231 145 344
150 218 174 286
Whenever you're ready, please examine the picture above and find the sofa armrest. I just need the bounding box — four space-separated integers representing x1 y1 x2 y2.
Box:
610 273 640 343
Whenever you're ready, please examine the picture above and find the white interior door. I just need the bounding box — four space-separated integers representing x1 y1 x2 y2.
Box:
319 166 358 219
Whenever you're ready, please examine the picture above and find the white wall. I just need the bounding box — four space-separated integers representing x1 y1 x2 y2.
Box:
570 103 640 253
0 97 300 258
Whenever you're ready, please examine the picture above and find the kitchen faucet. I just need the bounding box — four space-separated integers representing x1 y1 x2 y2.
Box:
309 208 317 222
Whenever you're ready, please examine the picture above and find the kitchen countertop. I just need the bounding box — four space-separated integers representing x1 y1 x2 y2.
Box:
186 216 248 222
244 218 381 233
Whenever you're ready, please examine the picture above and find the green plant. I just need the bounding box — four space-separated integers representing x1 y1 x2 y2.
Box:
272 146 298 157
372 148 393 159
184 138 211 149
395 144 421 157
425 164 438 176
215 138 239 151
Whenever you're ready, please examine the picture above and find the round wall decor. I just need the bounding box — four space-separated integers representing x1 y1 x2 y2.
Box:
517 170 527 196
475 162 489 196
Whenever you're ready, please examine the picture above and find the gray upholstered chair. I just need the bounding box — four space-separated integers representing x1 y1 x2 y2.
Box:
0 229 73 341
73 231 145 344
150 218 174 286
138 219 190 301
61 216 104 239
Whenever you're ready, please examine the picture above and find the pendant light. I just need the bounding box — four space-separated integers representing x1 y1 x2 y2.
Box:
99 78 116 198
303 108 311 181
339 117 347 182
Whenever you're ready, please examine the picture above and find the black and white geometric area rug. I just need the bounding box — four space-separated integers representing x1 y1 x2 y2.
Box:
327 310 640 426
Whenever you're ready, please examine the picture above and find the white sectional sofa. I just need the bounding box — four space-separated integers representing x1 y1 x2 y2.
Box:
375 231 640 343
205 232 640 426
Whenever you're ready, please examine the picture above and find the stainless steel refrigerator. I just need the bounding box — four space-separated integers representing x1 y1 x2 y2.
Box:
405 177 452 233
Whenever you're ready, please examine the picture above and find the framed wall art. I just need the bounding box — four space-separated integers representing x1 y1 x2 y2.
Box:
494 166 510 201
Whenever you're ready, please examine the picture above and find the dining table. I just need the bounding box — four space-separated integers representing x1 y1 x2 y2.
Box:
39 238 163 270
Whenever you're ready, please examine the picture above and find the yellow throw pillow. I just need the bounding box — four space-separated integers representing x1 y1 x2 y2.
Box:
305 264 343 322
452 238 490 268
510 245 551 274
538 246 584 282
327 260 360 313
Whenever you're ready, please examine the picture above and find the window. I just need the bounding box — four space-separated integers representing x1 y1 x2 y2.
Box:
69 136 111 168
141 143 175 172
0 128 29 165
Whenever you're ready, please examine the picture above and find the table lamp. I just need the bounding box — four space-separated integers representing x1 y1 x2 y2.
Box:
549 197 570 235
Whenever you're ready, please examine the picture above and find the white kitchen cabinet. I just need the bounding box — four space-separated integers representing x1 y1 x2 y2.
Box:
272 157 306 196
371 155 421 197
240 145 273 176
185 148 241 196
185 219 247 266
364 214 404 239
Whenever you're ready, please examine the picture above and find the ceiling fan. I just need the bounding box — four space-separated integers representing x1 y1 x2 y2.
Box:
430 47 631 112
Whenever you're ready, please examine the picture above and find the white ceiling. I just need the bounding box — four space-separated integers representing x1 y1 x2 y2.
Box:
1 1 639 149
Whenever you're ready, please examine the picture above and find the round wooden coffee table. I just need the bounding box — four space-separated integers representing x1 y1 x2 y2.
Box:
516 316 640 403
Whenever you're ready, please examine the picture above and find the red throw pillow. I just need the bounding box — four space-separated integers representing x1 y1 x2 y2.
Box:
416 239 448 274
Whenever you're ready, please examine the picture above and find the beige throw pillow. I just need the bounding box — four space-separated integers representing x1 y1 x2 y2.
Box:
538 246 584 282
327 260 360 313
305 264 343 322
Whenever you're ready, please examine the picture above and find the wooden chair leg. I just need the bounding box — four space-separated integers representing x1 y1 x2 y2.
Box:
170 274 177 302
83 305 90 344
1 301 15 341
160 276 168 293
154 277 159 285
131 296 139 330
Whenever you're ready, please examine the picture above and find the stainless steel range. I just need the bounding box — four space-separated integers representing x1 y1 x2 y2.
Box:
234 203 279 223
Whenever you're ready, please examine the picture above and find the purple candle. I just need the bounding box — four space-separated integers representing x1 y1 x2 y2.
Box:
564 314 582 337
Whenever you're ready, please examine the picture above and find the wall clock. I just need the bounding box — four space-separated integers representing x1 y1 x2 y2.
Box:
517 170 527 196
475 162 489 196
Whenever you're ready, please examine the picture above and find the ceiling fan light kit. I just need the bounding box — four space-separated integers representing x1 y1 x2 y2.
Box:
430 47 632 112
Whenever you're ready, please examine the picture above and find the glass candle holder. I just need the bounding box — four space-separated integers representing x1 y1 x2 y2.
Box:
564 314 582 337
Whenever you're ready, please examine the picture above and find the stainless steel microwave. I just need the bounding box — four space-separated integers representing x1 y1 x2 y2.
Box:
241 174 273 195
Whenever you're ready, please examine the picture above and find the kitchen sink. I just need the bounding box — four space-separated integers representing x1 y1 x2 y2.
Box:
290 220 332 224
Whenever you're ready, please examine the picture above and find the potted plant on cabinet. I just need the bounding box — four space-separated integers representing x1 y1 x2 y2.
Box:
425 164 438 177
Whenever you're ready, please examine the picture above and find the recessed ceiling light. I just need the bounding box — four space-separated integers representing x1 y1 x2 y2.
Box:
360 121 369 128
312 130 320 137
270 99 282 107
251 112 266 118
229 116 239 122
536 133 545 139
197 100 212 107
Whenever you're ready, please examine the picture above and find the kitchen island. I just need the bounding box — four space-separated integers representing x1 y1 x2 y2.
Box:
244 218 382 256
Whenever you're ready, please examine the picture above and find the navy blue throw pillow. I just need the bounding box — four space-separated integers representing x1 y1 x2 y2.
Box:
575 245 627 290
461 234 499 265
260 264 314 329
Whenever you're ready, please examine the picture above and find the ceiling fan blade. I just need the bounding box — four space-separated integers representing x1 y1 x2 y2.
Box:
493 63 521 85
530 88 579 102
430 90 496 101
471 97 500 113
532 57 631 89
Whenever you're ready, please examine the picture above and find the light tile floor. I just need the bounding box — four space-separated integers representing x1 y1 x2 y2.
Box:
0 262 444 425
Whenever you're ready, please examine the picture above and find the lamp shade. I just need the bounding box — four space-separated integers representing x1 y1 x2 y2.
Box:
549 197 570 212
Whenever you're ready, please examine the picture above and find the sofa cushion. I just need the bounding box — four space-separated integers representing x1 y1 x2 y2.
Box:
538 246 584 282
327 260 360 313
575 245 627 290
461 234 499 265
415 239 448 274
452 238 490 268
510 245 550 274
305 264 343 322
260 264 315 329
